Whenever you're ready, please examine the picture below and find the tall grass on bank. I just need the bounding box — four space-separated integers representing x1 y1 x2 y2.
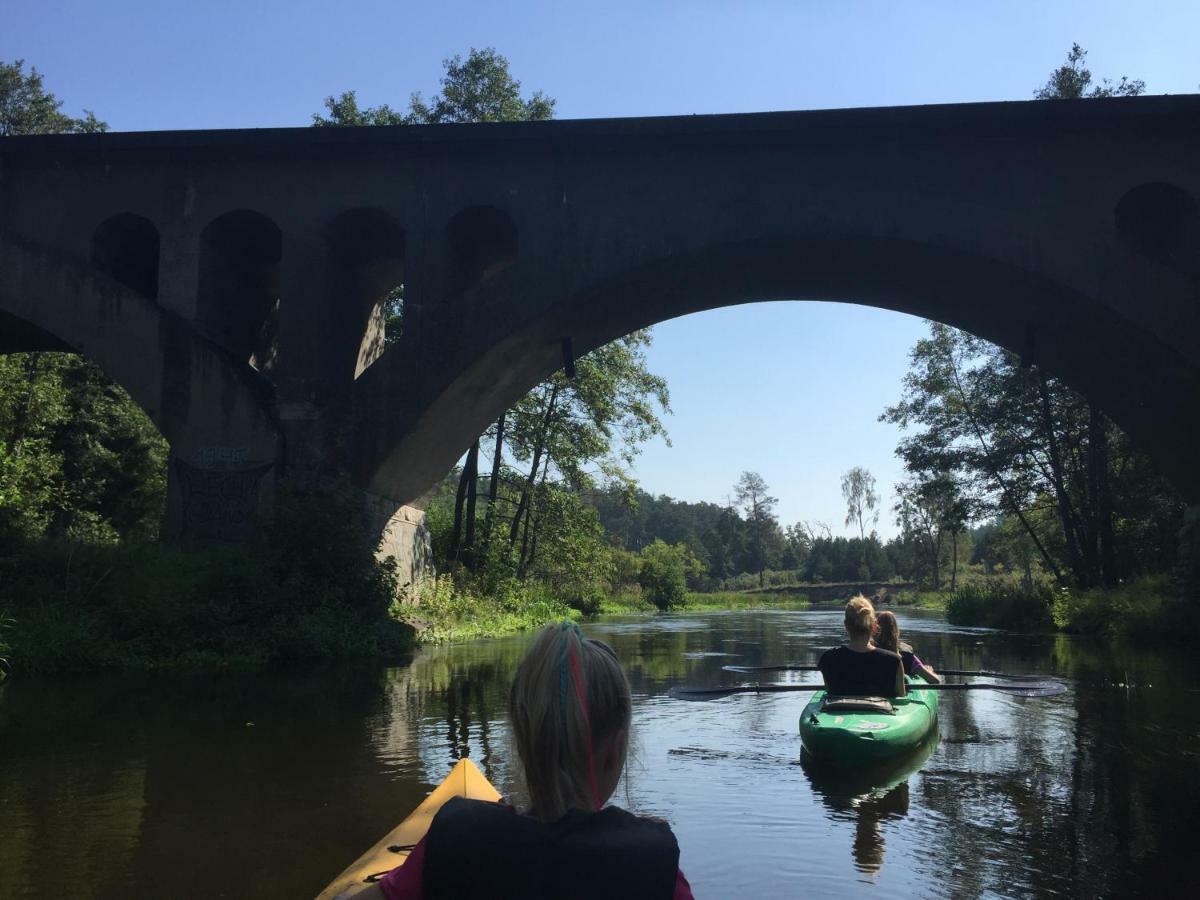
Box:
599 589 811 615
891 590 951 610
945 574 1190 640
400 576 576 643
946 581 1057 631
1053 574 1190 640
0 489 414 675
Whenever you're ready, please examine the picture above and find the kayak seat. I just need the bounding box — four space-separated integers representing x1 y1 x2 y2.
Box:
821 696 895 715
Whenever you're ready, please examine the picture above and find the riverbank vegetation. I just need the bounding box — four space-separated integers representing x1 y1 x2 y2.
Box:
0 488 414 674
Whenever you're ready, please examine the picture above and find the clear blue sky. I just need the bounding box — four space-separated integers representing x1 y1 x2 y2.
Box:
6 1 1198 536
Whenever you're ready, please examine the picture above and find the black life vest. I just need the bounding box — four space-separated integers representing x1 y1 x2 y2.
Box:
423 797 680 900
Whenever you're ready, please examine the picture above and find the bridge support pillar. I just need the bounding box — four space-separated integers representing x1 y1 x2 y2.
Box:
365 492 432 589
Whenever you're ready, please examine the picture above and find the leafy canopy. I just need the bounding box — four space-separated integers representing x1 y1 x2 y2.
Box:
0 59 106 136
313 47 555 127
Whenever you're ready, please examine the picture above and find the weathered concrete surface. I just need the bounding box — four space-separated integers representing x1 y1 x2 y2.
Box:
2 95 1199 573
365 494 431 587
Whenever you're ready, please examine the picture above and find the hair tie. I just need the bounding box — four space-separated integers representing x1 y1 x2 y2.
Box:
567 639 603 810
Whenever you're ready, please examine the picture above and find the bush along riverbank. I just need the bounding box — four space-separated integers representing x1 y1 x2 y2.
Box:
0 489 414 676
401 577 816 644
945 574 1194 640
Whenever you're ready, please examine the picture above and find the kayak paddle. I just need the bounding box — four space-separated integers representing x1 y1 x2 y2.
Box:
721 664 1048 682
669 680 1067 701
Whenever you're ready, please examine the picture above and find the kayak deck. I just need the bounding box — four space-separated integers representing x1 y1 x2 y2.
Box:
799 678 938 765
316 757 501 900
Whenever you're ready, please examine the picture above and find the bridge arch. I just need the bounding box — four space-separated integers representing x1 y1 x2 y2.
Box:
0 231 281 539
197 209 282 370
91 212 160 300
324 207 406 379
446 204 518 295
363 232 1200 507
1114 182 1200 277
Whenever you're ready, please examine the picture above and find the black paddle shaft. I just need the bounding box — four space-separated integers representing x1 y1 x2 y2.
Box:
669 680 1067 701
722 664 1048 682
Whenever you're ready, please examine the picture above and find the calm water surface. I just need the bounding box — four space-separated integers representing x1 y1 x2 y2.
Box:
3 608 1199 898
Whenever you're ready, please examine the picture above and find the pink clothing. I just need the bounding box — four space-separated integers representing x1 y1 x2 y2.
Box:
379 835 695 900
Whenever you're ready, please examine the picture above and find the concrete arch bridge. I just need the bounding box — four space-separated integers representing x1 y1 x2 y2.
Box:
2 94 1198 581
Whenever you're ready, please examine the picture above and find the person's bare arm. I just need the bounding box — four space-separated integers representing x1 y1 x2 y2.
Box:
915 662 942 684
894 659 906 697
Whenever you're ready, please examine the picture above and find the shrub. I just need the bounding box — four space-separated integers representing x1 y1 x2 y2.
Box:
0 484 414 675
637 540 690 610
1052 574 1192 641
946 580 1056 631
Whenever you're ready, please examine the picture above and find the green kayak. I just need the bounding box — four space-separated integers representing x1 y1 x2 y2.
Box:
799 678 938 765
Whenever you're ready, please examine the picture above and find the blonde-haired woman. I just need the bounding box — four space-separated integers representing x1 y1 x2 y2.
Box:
361 622 694 900
875 610 942 685
818 596 906 697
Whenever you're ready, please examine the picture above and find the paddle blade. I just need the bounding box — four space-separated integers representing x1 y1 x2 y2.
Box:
989 680 1067 698
722 664 817 675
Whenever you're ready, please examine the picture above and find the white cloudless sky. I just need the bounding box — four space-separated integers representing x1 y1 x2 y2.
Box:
5 1 1197 536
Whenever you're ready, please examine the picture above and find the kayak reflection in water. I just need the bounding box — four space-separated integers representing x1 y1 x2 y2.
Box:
346 622 694 900
875 611 943 685
802 734 938 876
818 596 906 697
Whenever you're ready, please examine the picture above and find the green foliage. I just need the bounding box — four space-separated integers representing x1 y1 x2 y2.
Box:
404 574 575 643
947 573 1193 642
681 591 810 612
946 580 1057 632
314 47 554 127
883 319 1184 590
0 59 107 135
0 354 169 543
1051 574 1189 640
1034 43 1145 100
891 590 951 610
1 487 413 675
636 539 700 610
841 466 879 540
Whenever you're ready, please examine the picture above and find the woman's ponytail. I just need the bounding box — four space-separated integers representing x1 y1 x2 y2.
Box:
844 595 877 638
508 623 631 822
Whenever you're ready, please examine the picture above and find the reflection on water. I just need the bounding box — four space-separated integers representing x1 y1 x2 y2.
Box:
3 608 1200 898
803 735 938 875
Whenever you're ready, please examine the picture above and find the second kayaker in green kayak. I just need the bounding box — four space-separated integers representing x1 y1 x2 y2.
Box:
818 596 906 697
875 611 943 685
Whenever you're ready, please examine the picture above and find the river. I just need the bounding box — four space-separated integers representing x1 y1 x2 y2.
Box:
2 607 1199 898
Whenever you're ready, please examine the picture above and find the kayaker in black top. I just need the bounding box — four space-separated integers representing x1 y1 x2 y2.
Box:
818 595 906 697
875 610 942 684
349 623 693 900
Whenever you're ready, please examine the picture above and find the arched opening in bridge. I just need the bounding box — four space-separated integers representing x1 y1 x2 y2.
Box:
90 213 160 300
0 310 169 542
197 209 282 370
1115 182 1200 277
362 230 1196 596
447 205 518 295
325 208 406 378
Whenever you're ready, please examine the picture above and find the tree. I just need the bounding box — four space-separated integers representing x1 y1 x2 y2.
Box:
313 47 554 127
734 471 781 587
841 467 879 541
1034 44 1145 101
0 60 106 136
637 540 698 610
